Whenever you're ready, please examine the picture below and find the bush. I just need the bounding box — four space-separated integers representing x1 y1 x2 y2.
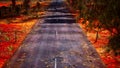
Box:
67 0 120 55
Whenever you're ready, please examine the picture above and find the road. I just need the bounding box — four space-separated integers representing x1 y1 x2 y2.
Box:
3 1 105 68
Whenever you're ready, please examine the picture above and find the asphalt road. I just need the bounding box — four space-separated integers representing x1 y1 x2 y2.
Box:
3 0 106 68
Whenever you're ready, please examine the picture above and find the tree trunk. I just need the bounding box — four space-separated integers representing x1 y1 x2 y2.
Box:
11 0 16 8
23 0 31 14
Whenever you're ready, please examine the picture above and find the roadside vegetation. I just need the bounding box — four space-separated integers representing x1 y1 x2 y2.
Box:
0 0 50 67
66 0 120 68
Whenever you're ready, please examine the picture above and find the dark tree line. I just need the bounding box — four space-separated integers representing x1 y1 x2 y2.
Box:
11 0 31 14
67 0 120 56
0 0 41 18
23 0 31 14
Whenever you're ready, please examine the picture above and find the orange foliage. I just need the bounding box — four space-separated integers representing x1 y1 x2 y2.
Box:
78 19 120 68
0 20 36 68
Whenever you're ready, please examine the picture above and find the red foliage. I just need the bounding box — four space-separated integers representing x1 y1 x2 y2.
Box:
0 24 26 67
0 24 20 59
0 3 11 7
78 19 120 68
0 24 21 31
0 19 36 68
0 24 22 67
102 56 120 68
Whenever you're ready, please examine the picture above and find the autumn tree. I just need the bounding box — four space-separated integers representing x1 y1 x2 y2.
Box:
67 0 120 55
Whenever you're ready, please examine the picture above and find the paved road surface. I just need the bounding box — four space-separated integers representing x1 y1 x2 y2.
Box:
3 1 105 68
